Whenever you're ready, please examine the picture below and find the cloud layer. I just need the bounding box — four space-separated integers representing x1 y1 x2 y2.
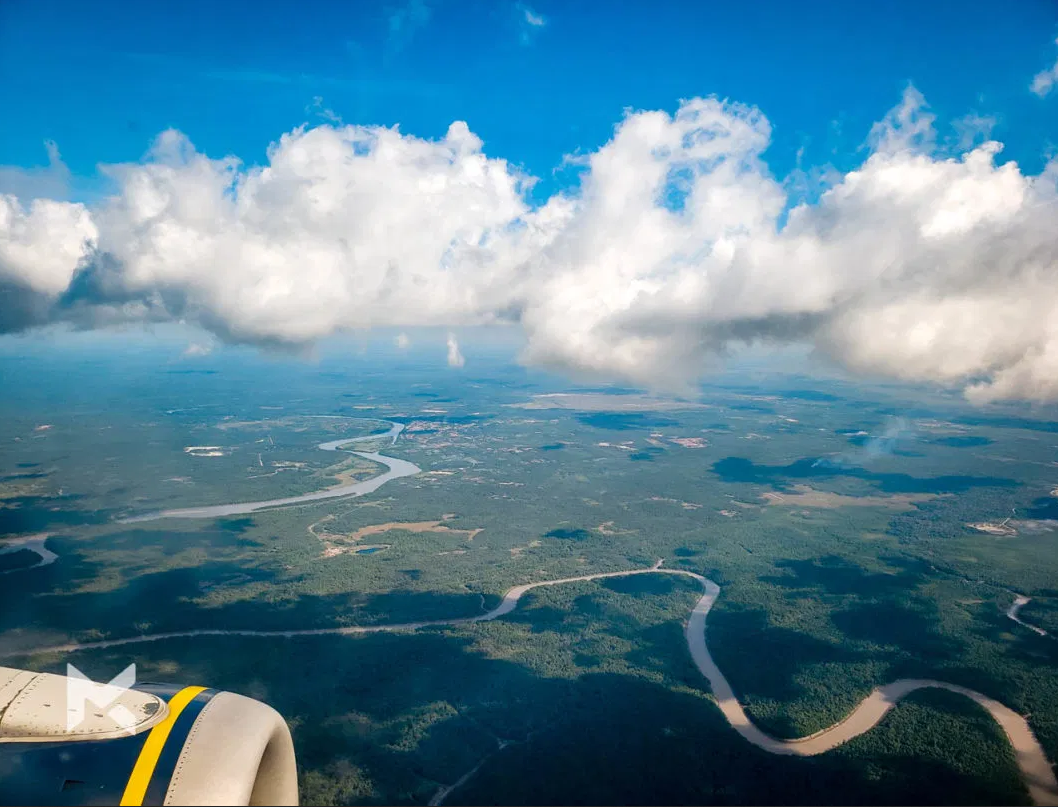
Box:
1 89 1056 401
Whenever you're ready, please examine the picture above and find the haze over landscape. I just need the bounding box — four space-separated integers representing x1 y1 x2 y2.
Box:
1 1 1057 804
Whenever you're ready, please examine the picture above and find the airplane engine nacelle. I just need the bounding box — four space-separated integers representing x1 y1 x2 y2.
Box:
0 665 298 806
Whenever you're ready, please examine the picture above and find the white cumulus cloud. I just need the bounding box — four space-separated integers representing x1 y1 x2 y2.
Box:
182 341 213 358
0 141 73 201
1 88 1057 402
1031 38 1058 97
395 332 411 349
446 332 465 368
0 194 96 296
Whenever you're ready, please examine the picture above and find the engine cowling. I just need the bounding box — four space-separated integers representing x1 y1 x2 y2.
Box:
0 665 298 806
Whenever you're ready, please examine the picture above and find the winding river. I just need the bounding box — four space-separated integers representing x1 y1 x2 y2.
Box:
12 418 1058 803
0 534 58 574
1008 596 1052 639
120 420 421 523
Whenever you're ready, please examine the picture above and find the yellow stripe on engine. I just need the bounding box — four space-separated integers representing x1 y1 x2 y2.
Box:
120 686 208 806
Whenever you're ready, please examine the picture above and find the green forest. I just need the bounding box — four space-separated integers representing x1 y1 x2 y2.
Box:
2 358 1057 804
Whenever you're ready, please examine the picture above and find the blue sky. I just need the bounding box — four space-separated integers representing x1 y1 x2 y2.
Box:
2 0 1058 403
2 0 1056 202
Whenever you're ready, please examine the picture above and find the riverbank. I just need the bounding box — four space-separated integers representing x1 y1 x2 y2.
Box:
0 533 56 574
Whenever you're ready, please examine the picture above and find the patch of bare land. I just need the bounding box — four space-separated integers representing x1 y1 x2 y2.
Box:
505 393 710 412
321 543 390 558
760 485 935 510
183 446 226 457
597 441 635 450
321 457 383 489
347 521 484 543
968 519 1058 537
595 521 634 536
669 436 708 448
648 496 702 510
718 510 739 518
510 539 543 557
311 514 484 558
0 474 51 502
969 520 1018 536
